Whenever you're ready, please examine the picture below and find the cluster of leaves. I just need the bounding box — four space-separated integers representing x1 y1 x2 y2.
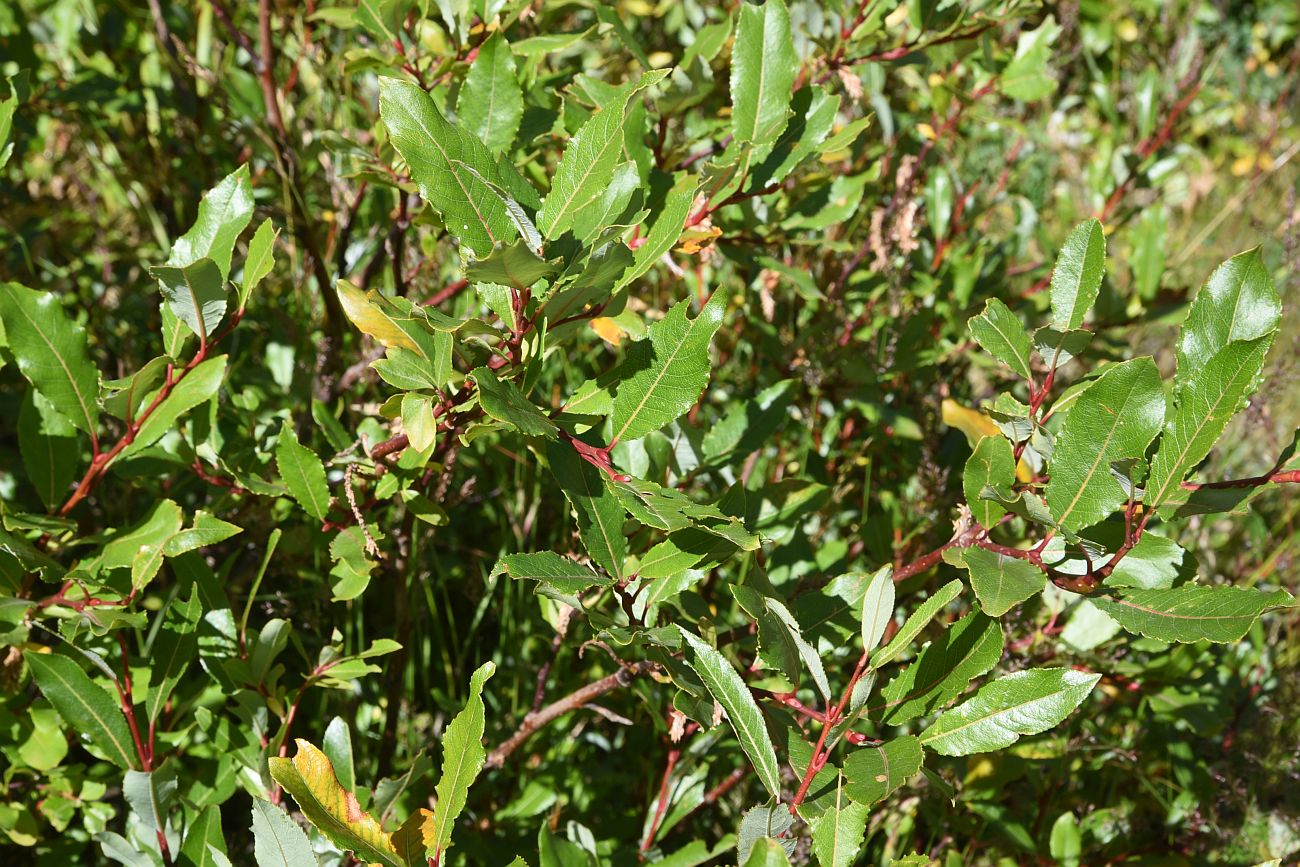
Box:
2 0 1299 865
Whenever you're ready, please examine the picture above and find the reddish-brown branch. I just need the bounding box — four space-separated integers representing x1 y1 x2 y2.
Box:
58 311 244 517
1181 469 1300 490
425 278 470 307
485 661 658 769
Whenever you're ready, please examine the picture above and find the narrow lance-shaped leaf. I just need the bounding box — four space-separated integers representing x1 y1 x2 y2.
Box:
1090 585 1294 644
456 32 523 155
610 293 726 444
613 174 697 293
239 218 278 310
547 440 627 580
423 661 496 862
180 803 229 867
269 740 404 867
963 436 1015 529
1146 336 1273 508
960 547 1046 617
250 799 318 867
120 356 228 459
379 77 522 258
921 668 1100 756
1045 358 1164 532
471 367 559 439
968 298 1034 381
730 0 797 147
538 70 668 239
677 627 783 800
492 552 611 595
276 425 331 521
1049 219 1106 331
0 283 101 436
870 580 963 670
870 612 1004 726
860 566 895 652
23 651 139 770
766 596 832 703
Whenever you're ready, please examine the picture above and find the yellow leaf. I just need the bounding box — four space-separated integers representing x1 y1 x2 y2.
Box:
941 399 1033 482
917 122 937 141
335 279 420 354
590 317 626 346
269 739 405 867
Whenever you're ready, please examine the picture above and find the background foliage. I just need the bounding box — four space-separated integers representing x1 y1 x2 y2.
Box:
1 0 1299 865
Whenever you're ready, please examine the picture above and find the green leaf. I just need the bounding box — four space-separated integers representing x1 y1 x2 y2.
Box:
0 283 101 436
960 548 1046 617
1001 16 1061 101
610 293 726 443
859 566 895 652
1045 358 1164 532
871 580 963 670
121 355 228 459
179 804 228 867
1146 336 1273 508
239 218 278 310
614 174 697 292
842 735 924 807
379 77 524 258
736 804 794 863
146 600 199 727
1049 219 1105 331
269 740 403 867
547 440 627 580
103 500 184 571
250 799 318 867
465 241 559 289
963 436 1015 529
471 367 559 438
1175 247 1281 379
23 652 139 770
748 86 841 193
538 71 667 239
702 379 796 461
168 164 255 281
18 390 79 511
742 840 793 867
571 161 642 244
492 552 611 594
0 90 15 168
123 764 178 833
734 586 831 702
400 393 437 453
151 257 227 343
1090 585 1294 643
1050 812 1082 867
164 511 243 557
921 668 1100 756
968 298 1034 380
677 627 783 800
277 425 332 521
457 32 523 155
730 0 797 147
322 717 356 792
810 777 868 867
870 612 1004 726
423 661 495 862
